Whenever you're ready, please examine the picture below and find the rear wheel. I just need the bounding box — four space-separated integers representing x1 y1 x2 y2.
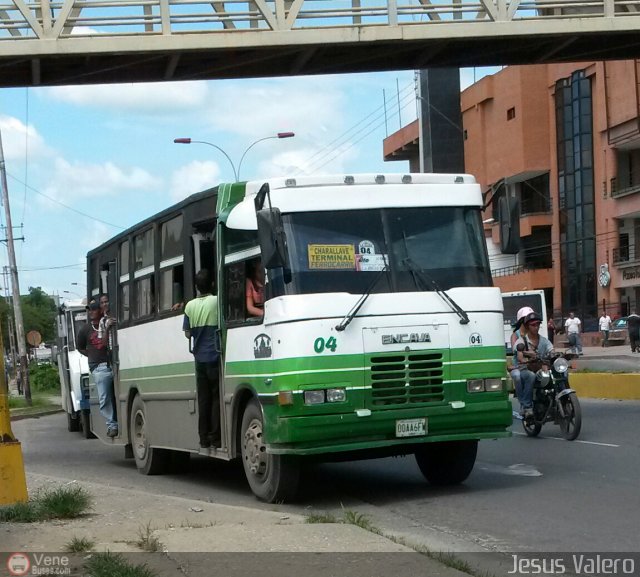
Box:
240 399 300 502
559 392 582 441
414 440 478 486
130 394 169 475
80 409 96 439
67 411 80 432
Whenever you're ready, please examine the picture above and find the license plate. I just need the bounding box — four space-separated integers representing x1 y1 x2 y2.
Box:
395 418 427 438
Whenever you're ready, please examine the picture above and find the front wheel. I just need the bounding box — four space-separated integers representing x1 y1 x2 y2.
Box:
522 416 542 437
240 399 300 502
129 394 169 475
414 440 478 486
559 392 582 441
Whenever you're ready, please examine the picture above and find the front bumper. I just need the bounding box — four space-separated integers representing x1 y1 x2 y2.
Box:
265 399 512 455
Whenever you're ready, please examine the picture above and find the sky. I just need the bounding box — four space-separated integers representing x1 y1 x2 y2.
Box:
0 67 497 301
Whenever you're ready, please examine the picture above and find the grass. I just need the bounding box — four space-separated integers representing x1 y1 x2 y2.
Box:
0 485 92 523
84 553 156 577
305 512 338 524
8 395 49 409
136 522 161 552
342 509 377 532
65 536 95 553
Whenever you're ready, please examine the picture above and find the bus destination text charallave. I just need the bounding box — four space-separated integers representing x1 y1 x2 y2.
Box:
308 244 356 270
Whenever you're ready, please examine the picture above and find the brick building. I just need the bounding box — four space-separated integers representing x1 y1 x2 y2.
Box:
383 61 640 331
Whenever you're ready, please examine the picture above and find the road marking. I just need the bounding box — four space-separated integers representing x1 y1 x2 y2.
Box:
512 431 620 447
479 463 542 476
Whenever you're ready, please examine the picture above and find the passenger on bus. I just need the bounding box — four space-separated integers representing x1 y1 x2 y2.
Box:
77 301 118 437
246 259 264 318
183 269 220 449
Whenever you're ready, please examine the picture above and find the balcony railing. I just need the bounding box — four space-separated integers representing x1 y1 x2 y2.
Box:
611 170 640 198
521 195 552 215
613 246 640 265
492 262 553 277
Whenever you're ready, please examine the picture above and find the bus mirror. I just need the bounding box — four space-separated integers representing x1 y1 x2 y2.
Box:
499 196 520 254
256 208 290 271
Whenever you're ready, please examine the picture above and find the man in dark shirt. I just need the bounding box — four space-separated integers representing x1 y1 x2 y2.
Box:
627 310 640 353
77 300 118 437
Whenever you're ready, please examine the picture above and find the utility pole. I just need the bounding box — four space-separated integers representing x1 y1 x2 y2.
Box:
0 129 30 404
2 267 17 382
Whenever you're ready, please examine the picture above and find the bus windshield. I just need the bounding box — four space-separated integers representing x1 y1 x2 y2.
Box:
282 207 492 295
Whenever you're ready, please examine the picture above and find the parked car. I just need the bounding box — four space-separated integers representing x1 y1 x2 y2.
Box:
609 317 628 345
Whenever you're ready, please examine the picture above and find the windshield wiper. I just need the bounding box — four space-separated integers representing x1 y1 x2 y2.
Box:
335 266 388 332
402 257 470 325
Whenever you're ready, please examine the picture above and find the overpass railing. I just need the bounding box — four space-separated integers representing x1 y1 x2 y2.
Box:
2 0 640 40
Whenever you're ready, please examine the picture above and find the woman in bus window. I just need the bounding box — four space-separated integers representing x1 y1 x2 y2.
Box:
246 259 265 318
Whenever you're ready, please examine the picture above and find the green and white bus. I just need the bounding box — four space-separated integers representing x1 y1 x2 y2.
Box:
86 173 512 502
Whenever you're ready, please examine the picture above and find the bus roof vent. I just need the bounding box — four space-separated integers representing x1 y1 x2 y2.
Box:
285 178 297 187
344 175 355 185
455 176 465 183
402 174 412 184
375 175 385 184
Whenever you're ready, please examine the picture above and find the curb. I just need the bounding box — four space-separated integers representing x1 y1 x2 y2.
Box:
570 373 640 400
10 408 63 422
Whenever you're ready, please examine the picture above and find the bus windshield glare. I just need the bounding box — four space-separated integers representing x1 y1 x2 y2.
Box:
282 207 492 295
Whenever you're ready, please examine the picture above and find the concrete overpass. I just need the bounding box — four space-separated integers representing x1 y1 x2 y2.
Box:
1 0 640 86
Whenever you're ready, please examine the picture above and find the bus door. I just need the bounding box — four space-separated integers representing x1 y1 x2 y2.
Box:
191 222 226 451
106 261 120 429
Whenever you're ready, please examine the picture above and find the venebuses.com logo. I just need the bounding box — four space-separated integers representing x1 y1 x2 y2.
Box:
6 553 71 575
7 553 30 576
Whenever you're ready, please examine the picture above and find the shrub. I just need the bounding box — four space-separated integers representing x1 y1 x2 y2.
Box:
28 362 60 392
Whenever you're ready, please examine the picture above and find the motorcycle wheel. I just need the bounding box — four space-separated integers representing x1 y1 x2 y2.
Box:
522 415 542 437
559 392 582 440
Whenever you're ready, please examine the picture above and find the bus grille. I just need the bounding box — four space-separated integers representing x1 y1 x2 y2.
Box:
369 352 444 406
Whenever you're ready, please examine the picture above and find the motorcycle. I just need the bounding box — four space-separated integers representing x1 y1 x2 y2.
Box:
517 352 582 441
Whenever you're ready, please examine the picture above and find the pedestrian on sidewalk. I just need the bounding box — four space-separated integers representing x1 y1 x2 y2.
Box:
627 310 640 353
599 311 612 347
547 317 556 344
183 269 220 449
77 300 118 437
565 311 583 355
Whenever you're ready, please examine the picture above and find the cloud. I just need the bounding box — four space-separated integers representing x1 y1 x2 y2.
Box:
170 160 220 201
41 157 161 203
204 77 346 140
0 115 52 162
45 81 210 113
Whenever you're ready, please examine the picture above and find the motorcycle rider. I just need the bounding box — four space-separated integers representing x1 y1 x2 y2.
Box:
514 310 554 417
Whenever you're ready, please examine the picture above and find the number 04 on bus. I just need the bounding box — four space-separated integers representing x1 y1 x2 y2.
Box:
85 173 512 502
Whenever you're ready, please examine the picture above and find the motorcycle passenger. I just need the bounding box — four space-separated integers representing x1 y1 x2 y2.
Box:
514 311 554 417
510 307 534 405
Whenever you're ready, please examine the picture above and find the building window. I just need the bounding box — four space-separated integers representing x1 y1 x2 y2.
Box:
555 70 596 326
507 107 516 121
463 129 468 140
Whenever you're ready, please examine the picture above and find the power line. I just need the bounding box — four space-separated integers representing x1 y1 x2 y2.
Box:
296 79 416 175
6 171 125 230
18 263 84 271
308 91 417 174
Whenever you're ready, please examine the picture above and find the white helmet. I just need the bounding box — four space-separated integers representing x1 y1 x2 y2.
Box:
516 306 535 323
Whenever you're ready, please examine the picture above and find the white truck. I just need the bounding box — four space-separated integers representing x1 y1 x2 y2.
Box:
502 290 549 354
56 300 93 437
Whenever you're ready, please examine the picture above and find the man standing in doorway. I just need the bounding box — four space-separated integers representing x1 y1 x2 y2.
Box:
77 301 118 437
599 311 612 347
183 269 220 449
565 311 583 355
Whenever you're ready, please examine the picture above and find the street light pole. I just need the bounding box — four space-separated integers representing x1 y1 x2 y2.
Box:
174 132 294 183
0 129 31 404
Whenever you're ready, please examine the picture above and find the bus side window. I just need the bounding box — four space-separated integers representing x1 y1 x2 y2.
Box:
225 261 246 324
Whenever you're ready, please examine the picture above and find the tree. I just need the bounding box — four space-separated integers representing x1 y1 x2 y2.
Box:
21 287 57 343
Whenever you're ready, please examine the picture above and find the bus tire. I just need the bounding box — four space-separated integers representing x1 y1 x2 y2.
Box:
240 399 299 503
67 411 80 432
130 394 169 475
414 440 478 486
80 409 96 439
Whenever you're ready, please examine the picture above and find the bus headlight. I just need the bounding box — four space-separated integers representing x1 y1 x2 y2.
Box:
553 358 569 373
467 379 484 393
326 388 346 403
304 390 326 405
484 378 504 392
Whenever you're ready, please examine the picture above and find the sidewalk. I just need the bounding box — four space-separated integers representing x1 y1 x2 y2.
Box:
0 474 465 577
